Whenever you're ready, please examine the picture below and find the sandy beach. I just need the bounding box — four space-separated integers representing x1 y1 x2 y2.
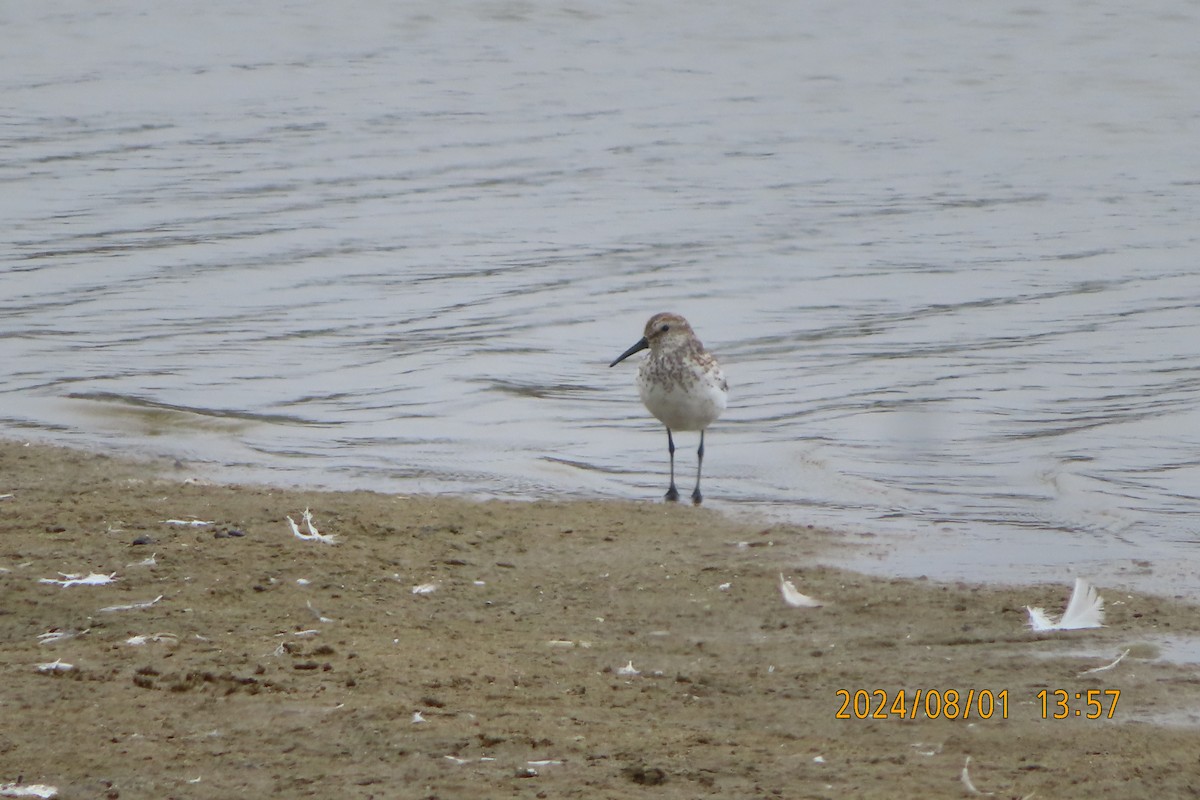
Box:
2 439 1199 799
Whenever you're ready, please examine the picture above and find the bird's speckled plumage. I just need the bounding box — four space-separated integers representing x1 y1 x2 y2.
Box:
610 312 728 503
633 313 727 432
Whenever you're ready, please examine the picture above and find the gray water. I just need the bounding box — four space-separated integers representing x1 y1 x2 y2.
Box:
4 1 1200 594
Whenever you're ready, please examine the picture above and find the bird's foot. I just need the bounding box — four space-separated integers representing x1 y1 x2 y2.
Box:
691 487 703 505
664 485 680 502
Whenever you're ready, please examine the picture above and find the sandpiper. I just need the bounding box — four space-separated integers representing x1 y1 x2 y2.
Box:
609 312 728 504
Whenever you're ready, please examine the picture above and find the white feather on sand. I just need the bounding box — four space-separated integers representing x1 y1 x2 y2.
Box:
960 756 992 796
1027 578 1104 631
1078 648 1130 677
125 633 178 646
37 629 88 645
287 509 339 544
0 782 58 799
778 574 823 608
39 572 117 588
99 594 163 613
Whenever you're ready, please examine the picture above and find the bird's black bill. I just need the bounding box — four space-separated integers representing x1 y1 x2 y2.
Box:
609 337 649 367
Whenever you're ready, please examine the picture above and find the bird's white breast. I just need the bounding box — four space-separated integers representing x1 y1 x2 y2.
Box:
637 357 727 432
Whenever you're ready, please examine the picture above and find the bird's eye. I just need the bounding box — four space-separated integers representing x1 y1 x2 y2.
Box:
660 324 670 332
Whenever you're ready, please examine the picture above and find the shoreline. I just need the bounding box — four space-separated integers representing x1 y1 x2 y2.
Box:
9 430 1188 598
3 438 1200 798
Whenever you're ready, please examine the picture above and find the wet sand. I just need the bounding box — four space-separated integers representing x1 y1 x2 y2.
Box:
2 439 1199 799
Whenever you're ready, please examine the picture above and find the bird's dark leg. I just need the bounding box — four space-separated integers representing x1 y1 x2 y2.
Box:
691 430 705 505
664 428 680 502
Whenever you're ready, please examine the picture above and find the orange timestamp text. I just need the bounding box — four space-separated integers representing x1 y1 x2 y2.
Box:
836 688 1122 720
835 688 1009 720
1036 688 1120 719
